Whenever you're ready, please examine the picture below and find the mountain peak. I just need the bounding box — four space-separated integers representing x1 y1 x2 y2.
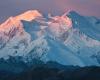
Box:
67 11 80 17
0 10 42 31
14 10 42 21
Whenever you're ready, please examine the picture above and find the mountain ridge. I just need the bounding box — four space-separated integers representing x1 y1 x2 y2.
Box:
0 10 100 67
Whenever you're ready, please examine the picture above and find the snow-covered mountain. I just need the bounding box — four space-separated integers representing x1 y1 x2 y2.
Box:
0 10 100 67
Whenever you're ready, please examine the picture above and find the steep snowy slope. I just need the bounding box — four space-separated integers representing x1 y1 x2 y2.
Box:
67 11 100 41
41 36 99 66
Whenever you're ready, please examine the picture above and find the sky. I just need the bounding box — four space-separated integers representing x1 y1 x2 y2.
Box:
0 0 100 23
